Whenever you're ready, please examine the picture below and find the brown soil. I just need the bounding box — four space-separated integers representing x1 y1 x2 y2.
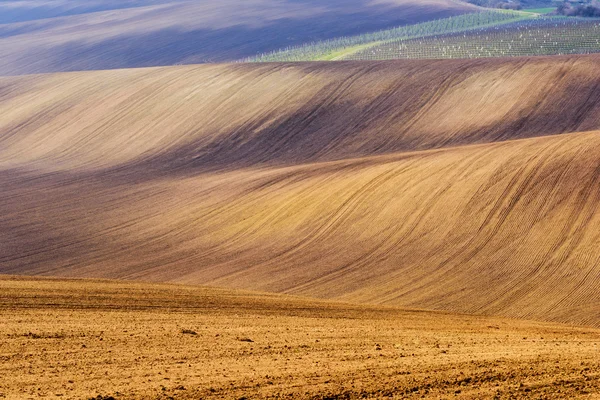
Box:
1 276 600 399
2 57 600 326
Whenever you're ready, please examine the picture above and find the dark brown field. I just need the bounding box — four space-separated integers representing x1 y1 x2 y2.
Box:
0 0 477 75
2 276 600 399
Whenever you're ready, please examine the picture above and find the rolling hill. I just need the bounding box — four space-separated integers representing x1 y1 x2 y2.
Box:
0 0 478 76
2 56 600 327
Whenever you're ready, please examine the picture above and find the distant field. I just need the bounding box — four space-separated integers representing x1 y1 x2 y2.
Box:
2 276 600 399
248 10 532 61
523 7 557 14
346 17 600 60
248 10 600 62
0 0 478 75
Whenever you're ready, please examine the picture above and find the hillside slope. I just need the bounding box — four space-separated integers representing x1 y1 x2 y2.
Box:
2 56 600 170
0 0 478 75
2 56 600 326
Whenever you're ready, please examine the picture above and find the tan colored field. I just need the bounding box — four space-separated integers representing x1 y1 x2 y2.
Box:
0 0 477 75
3 57 600 170
2 56 600 327
2 276 600 399
4 45 600 399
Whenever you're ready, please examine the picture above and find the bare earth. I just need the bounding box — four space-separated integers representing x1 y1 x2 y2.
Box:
1 276 600 399
0 0 476 75
3 57 600 398
2 57 600 326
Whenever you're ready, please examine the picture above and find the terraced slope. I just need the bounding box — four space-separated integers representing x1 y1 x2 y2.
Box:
2 56 600 326
0 0 478 75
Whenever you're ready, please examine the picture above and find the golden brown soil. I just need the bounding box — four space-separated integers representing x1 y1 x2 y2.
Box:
2 57 600 326
1 276 600 400
3 57 600 170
